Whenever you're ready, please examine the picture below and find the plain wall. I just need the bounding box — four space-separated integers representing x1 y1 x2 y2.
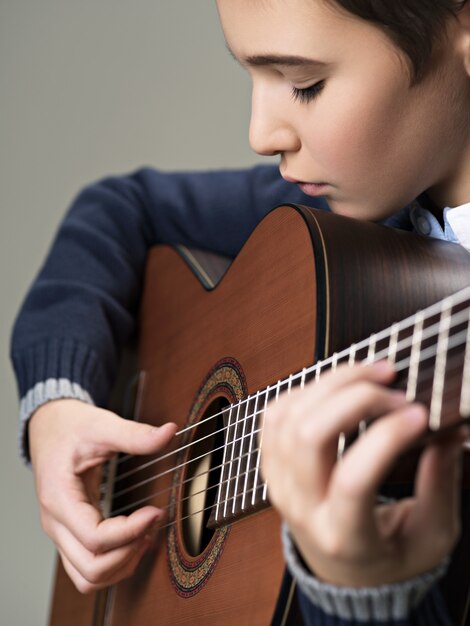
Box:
0 2 270 624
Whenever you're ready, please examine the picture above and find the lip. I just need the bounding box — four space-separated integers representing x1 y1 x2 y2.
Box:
281 173 328 197
298 182 328 197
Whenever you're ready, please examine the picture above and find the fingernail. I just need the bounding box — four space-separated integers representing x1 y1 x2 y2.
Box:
153 510 166 523
404 404 427 424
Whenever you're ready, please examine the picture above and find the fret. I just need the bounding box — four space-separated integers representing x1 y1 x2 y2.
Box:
300 367 307 389
252 387 270 506
429 302 452 430
231 397 251 514
349 344 357 366
263 381 282 501
366 334 377 362
406 311 425 402
241 391 260 511
287 373 294 394
332 353 339 371
388 323 400 364
304 366 317 385
460 309 470 417
315 360 322 383
283 376 293 395
358 339 375 437
222 401 242 519
216 404 235 522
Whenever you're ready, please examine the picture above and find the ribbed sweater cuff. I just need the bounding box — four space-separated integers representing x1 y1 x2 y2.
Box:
19 379 95 466
282 523 449 623
12 339 107 465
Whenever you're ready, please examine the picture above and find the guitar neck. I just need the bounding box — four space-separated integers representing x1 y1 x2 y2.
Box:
211 283 470 528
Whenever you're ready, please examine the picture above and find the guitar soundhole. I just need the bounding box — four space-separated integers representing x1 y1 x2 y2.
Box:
181 397 228 557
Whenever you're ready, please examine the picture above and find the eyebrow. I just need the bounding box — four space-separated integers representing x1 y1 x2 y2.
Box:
226 44 327 69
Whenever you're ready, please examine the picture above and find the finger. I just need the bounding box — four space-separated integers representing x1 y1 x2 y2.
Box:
58 496 164 554
303 383 407 446
55 521 153 588
290 385 407 499
261 362 398 462
264 361 396 425
261 383 406 510
329 404 428 530
43 446 166 552
304 360 396 403
408 438 463 555
59 537 150 593
77 417 178 470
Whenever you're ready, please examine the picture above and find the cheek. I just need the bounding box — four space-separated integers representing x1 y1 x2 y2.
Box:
309 78 428 194
307 96 394 181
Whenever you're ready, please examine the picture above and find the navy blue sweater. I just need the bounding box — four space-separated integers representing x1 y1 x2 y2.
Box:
10 165 458 625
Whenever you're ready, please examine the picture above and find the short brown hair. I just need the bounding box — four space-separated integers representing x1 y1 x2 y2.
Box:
329 0 468 82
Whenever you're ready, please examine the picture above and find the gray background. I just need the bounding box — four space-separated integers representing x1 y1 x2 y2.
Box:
0 2 269 624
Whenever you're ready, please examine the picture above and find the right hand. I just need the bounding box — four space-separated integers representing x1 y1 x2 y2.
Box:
29 399 177 593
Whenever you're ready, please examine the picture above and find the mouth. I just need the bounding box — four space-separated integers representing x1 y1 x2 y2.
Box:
298 182 328 197
281 172 329 197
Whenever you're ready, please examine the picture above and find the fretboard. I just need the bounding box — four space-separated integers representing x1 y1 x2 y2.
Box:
210 284 470 527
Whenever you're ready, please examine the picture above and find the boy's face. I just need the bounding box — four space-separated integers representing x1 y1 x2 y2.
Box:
217 0 470 219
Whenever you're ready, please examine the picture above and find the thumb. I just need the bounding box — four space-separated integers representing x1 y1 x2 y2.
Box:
93 412 178 457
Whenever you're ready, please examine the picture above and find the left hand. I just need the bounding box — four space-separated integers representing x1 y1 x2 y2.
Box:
260 361 464 587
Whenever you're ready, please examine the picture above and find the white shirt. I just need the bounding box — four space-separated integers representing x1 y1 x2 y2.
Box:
410 201 470 252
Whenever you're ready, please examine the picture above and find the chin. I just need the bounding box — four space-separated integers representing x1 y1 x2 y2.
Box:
327 198 396 222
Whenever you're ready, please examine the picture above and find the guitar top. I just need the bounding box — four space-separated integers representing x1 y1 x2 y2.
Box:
48 205 470 626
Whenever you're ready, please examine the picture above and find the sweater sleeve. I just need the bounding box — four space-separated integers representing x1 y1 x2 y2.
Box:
10 164 315 461
282 525 456 626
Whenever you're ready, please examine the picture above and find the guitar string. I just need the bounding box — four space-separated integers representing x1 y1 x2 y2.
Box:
117 389 470 531
112 448 259 516
107 322 465 512
109 314 470 500
159 478 267 533
119 394 468 539
108 340 468 516
112 411 264 499
115 288 470 469
111 304 470 485
116 291 469 471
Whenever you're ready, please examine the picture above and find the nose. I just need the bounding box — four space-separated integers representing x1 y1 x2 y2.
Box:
249 81 301 157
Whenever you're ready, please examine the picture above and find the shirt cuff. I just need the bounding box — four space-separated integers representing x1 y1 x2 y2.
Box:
19 379 94 466
282 523 449 622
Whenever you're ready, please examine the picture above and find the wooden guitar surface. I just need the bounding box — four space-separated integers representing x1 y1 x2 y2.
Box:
48 205 470 626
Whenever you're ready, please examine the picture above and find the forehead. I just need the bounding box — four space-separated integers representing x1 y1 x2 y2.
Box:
217 0 408 83
217 0 353 58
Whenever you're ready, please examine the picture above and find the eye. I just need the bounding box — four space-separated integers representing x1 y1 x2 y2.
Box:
291 80 325 104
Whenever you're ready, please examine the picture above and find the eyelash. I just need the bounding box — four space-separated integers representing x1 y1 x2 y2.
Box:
291 80 325 104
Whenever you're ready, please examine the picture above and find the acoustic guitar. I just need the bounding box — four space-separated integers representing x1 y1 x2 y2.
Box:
48 204 470 625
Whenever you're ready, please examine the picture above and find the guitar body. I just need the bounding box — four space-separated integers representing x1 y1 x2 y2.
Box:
49 205 470 626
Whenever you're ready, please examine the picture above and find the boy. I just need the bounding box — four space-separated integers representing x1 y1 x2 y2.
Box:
11 1 470 624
